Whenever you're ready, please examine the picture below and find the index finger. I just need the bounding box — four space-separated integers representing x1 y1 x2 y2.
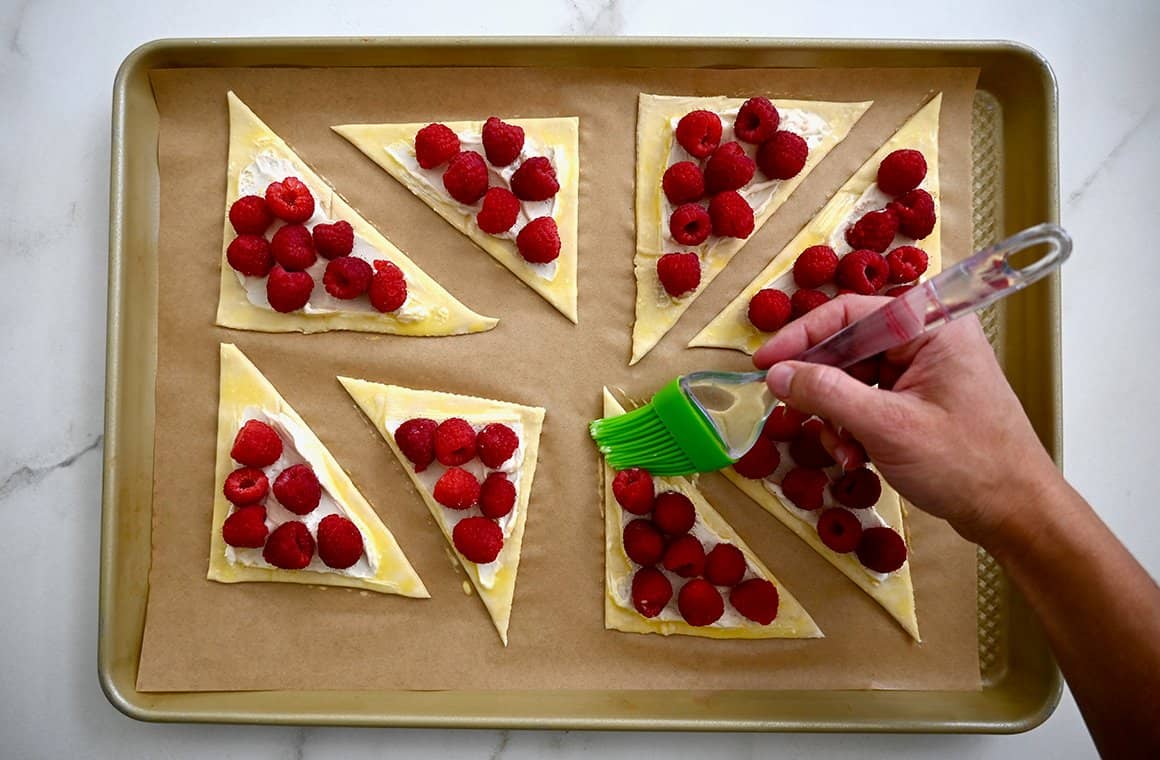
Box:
752 294 894 369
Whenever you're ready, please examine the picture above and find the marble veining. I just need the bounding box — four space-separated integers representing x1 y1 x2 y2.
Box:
1067 99 1159 208
0 435 102 503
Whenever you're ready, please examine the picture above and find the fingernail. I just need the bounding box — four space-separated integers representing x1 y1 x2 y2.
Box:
767 363 794 397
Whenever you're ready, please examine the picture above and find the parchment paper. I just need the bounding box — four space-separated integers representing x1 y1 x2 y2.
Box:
137 64 980 692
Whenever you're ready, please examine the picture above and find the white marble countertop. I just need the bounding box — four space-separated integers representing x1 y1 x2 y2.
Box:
3 0 1158 757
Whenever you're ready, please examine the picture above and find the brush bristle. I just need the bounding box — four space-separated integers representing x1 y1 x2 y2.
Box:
589 401 696 475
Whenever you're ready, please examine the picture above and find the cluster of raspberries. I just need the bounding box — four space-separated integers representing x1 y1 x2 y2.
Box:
611 468 781 626
731 405 908 573
655 98 811 299
394 416 522 564
415 118 562 266
226 180 409 314
221 419 365 571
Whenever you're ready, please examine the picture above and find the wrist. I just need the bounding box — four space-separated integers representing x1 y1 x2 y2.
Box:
967 456 1070 558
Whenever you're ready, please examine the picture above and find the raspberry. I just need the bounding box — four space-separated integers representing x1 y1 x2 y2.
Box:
734 97 780 143
846 356 881 386
756 130 809 180
856 526 908 573
266 266 314 312
316 514 364 569
223 466 269 506
323 256 372 299
653 491 696 536
516 216 561 264
394 417 437 472
889 189 937 240
656 252 701 298
226 234 275 277
434 418 477 466
612 469 655 515
623 518 665 566
845 208 899 253
414 123 460 170
273 464 322 515
433 467 480 510
729 578 779 624
762 405 809 441
793 245 839 288
780 467 828 510
788 426 835 469
836 249 889 295
265 177 315 224
477 423 519 468
510 156 559 201
481 117 524 167
229 195 273 234
886 245 928 284
705 543 746 586
790 288 830 319
480 472 516 519
270 224 317 271
662 161 705 205
443 150 488 205
877 149 927 196
312 220 355 259
452 516 504 564
704 141 756 194
662 534 706 578
748 288 792 332
816 507 862 553
675 110 722 159
832 467 882 509
708 191 754 238
678 578 724 626
631 567 673 618
476 187 520 234
221 505 268 548
369 259 407 313
669 203 712 246
230 420 283 468
262 521 315 569
885 284 915 298
732 435 781 479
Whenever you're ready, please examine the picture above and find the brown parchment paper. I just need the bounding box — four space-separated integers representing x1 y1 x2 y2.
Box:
137 64 980 692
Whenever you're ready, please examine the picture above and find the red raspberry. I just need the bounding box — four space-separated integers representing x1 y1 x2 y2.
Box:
669 203 712 246
481 117 524 167
856 526 908 573
663 534 706 578
705 543 746 586
270 224 317 271
323 256 372 300
732 435 781 479
831 467 882 509
394 417 437 472
433 467 480 510
477 423 519 468
877 149 927 196
476 187 520 235
452 516 504 564
623 518 665 566
435 418 477 466
757 130 809 180
888 189 937 240
516 216 561 264
846 356 881 386
886 245 928 284
612 469 655 515
265 177 315 224
316 514 364 569
729 578 779 624
793 245 839 288
226 234 275 277
816 507 863 554
790 288 830 319
836 249 890 295
708 191 754 238
653 491 696 536
845 208 899 253
414 123 460 170
675 110 722 159
262 521 315 569
222 504 268 548
678 578 724 626
656 252 701 298
878 359 905 390
788 425 835 469
780 466 828 510
230 420 283 468
369 260 407 313
223 466 269 506
631 566 673 618
734 97 780 143
273 464 322 515
442 150 489 205
885 284 915 298
704 141 756 194
479 472 516 519
748 288 792 332
662 161 705 205
229 195 273 234
510 156 560 201
266 266 314 312
762 405 809 441
312 220 355 259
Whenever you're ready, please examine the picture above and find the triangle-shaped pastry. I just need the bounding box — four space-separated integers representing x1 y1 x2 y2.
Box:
690 94 943 354
600 389 821 639
333 116 579 322
218 91 497 335
339 378 546 645
208 343 428 598
631 94 872 364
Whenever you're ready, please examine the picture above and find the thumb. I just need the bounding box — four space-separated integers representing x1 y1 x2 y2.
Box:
766 361 906 440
